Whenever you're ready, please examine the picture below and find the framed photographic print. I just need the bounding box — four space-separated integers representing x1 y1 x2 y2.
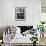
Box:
15 7 26 21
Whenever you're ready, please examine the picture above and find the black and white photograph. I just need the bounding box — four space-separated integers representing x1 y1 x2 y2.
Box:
15 7 26 21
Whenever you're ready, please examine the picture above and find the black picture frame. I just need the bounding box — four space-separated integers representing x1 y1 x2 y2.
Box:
15 7 26 21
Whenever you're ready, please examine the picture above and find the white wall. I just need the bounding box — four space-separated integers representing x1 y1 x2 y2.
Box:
32 0 41 27
0 0 2 26
0 0 41 27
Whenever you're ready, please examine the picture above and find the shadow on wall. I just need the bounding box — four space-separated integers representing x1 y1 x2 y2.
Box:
0 27 5 40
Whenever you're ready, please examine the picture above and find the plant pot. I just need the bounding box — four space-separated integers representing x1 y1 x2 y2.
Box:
33 41 36 46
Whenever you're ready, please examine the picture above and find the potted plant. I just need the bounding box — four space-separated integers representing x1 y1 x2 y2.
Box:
31 35 38 46
37 21 45 37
